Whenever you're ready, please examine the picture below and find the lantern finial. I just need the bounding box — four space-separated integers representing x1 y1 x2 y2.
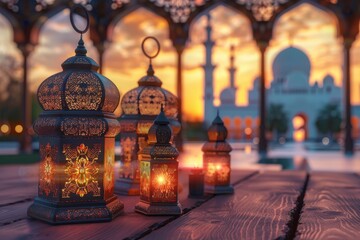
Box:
142 36 160 76
70 4 90 56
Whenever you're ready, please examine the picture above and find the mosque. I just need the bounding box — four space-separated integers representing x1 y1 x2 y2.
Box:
203 15 360 142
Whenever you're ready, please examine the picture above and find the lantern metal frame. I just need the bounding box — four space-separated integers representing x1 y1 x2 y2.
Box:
135 107 182 215
27 5 124 224
115 37 180 196
202 111 234 194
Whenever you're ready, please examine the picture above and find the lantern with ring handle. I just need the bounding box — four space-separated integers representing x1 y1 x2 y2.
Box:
115 36 181 196
28 4 124 224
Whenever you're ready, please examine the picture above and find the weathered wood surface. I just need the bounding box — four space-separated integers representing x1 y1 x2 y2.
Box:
0 163 257 240
144 171 307 240
297 172 360 240
0 165 37 206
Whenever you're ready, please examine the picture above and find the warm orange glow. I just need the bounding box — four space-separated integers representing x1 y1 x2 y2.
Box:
293 116 305 130
245 145 252 154
215 164 222 171
244 127 252 135
293 129 306 142
156 175 166 185
0 124 10 134
15 124 23 133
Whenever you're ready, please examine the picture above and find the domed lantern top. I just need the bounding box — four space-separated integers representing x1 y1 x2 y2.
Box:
37 8 119 113
202 111 232 153
207 111 228 142
120 37 178 119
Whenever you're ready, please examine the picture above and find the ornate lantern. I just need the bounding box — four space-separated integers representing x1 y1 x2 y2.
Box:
27 6 124 224
116 37 180 195
135 107 182 215
202 111 234 194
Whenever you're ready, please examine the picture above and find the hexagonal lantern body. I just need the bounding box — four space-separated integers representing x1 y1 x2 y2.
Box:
202 113 234 194
27 38 124 224
116 64 180 195
135 109 182 215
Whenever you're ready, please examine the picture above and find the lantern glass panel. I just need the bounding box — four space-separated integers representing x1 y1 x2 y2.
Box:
140 160 151 202
204 155 231 186
151 163 178 203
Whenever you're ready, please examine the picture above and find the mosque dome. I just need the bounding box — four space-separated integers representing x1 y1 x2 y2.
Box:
273 47 311 81
220 87 236 105
323 74 335 86
285 71 309 91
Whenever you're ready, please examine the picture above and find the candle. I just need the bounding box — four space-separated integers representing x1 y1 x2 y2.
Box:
188 166 204 198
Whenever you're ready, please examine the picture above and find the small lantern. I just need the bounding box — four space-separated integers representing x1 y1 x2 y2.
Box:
116 37 180 195
27 6 124 224
135 107 182 215
202 111 234 194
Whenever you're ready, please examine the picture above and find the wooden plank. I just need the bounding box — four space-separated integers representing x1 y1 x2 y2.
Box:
297 172 360 240
143 171 307 240
0 169 257 240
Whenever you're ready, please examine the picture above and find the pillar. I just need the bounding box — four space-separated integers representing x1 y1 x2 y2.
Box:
175 46 184 151
258 41 268 156
343 38 354 155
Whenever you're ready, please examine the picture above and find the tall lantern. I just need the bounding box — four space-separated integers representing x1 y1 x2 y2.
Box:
135 107 182 215
27 6 124 224
116 37 180 195
202 111 234 194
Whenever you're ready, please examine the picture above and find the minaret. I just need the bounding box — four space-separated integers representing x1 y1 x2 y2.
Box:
203 13 216 126
228 45 236 88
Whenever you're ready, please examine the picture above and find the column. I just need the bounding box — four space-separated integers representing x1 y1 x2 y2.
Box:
19 44 33 153
175 47 184 151
343 38 354 155
258 41 268 156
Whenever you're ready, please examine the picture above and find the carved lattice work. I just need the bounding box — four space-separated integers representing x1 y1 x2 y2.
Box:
38 72 66 111
150 0 207 23
237 0 289 21
62 143 101 198
65 72 103 110
39 143 58 198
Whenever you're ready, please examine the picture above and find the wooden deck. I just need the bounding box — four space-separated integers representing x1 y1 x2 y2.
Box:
1 164 360 240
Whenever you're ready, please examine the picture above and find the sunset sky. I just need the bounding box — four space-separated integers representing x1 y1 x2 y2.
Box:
0 3 360 121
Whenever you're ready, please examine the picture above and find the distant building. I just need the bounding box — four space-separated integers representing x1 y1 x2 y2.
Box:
203 14 360 141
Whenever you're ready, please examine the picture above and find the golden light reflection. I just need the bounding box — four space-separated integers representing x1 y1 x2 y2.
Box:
293 115 307 142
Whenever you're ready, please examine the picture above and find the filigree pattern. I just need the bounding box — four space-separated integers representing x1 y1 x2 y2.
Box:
62 144 101 198
38 72 65 110
121 136 136 162
111 0 129 10
121 89 139 114
61 118 106 136
164 93 178 118
39 143 58 198
237 0 289 21
1 0 19 12
151 164 177 202
139 87 165 115
150 0 207 23
140 161 151 201
65 72 102 110
104 139 115 199
102 77 120 113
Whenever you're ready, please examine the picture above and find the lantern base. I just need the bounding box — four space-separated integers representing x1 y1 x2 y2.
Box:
135 201 182 216
205 185 234 195
27 196 124 224
115 178 140 195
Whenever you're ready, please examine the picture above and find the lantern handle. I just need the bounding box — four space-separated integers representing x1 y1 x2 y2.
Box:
70 4 90 36
141 36 160 64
